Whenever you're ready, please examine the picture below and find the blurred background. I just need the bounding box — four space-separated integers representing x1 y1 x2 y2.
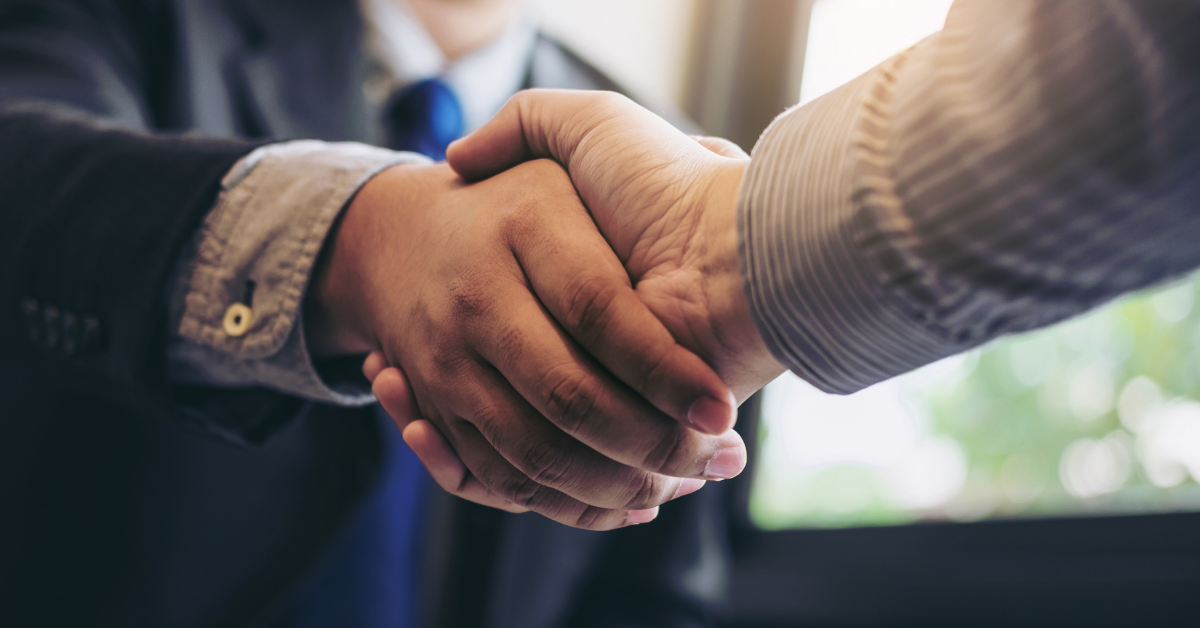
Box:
529 1 1200 625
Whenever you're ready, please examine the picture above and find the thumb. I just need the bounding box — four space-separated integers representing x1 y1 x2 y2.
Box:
691 135 750 160
446 89 659 182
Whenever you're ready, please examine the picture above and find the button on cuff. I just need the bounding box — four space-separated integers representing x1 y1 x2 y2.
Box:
223 303 253 337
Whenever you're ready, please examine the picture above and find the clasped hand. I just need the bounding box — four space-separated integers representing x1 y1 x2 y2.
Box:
309 90 786 530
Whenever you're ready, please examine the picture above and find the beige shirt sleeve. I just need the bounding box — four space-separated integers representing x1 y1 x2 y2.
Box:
738 0 1200 394
166 141 430 405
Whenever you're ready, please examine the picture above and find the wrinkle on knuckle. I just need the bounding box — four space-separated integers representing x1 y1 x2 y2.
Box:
497 198 541 243
439 414 475 439
446 275 492 322
502 475 550 511
627 473 666 511
573 505 610 531
520 439 573 488
470 403 505 432
561 271 622 345
431 347 474 378
640 427 692 476
537 367 599 434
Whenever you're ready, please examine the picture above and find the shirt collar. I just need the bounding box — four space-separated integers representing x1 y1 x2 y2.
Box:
360 0 537 133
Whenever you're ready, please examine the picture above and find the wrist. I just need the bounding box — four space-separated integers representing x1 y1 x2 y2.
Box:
303 168 400 357
698 159 786 401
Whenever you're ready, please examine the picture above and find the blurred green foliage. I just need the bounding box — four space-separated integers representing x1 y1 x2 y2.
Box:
751 273 1200 530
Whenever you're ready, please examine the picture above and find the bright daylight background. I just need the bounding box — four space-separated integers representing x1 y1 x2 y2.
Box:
528 0 697 107
751 0 1200 530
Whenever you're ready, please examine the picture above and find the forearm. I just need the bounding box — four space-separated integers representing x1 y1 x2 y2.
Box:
738 0 1200 394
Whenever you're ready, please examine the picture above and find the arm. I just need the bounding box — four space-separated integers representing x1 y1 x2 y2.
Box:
738 0 1200 393
0 0 259 419
1 0 746 528
442 0 1200 402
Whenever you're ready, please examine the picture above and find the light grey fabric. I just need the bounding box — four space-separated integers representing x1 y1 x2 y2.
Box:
739 0 1200 394
167 141 427 405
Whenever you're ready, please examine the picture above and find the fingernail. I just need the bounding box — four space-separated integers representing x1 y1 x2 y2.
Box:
704 447 746 480
687 393 736 434
672 478 707 500
626 507 659 525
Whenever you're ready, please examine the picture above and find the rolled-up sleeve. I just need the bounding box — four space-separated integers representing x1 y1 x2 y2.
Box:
738 0 1200 394
167 140 430 405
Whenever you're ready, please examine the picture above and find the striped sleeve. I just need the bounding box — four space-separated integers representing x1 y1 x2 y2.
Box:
738 0 1200 394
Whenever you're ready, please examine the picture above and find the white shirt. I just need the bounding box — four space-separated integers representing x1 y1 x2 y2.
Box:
360 0 537 133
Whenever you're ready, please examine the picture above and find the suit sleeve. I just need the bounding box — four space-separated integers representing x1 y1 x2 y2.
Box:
738 0 1200 394
0 0 269 433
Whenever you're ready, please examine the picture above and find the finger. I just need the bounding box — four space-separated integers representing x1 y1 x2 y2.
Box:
450 357 690 510
466 268 747 481
690 135 749 159
373 366 423 431
449 96 741 434
362 350 388 383
402 420 528 514
436 412 652 530
447 89 660 181
504 160 736 434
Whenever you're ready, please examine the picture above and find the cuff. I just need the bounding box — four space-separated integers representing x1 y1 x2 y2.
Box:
737 53 967 395
167 140 430 405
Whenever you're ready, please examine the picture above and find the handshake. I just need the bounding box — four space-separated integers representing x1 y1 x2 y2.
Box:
305 90 786 531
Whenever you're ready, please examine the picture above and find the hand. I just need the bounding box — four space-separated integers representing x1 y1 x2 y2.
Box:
447 90 787 401
305 159 745 530
365 93 785 518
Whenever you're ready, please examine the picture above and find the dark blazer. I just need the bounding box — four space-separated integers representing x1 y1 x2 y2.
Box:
0 1 729 626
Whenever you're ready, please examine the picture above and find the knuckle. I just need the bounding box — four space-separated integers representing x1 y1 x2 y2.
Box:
626 473 668 510
439 414 474 439
561 271 622 344
573 505 613 531
640 428 693 476
430 347 474 378
520 439 574 488
446 275 492 322
470 403 505 432
497 197 541 240
501 475 552 511
537 368 600 434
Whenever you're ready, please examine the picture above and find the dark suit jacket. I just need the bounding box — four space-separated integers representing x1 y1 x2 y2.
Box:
0 1 729 627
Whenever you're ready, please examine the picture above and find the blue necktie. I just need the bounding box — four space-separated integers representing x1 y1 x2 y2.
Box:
386 77 464 160
286 413 427 628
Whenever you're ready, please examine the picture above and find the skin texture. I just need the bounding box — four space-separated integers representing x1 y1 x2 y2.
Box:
368 90 788 517
446 90 786 401
306 159 744 529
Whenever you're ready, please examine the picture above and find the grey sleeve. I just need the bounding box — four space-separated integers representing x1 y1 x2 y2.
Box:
166 140 431 405
738 0 1200 394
